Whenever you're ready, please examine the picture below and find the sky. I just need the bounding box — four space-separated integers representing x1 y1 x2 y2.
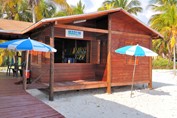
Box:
66 0 153 25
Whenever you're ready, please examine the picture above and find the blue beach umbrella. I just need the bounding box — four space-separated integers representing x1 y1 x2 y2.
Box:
0 38 57 52
0 38 57 89
115 44 158 97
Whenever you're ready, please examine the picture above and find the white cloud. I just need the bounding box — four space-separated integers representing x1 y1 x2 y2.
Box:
135 0 154 24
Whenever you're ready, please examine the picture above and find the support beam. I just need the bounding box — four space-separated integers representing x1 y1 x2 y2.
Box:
55 24 152 39
148 38 153 89
106 15 112 94
49 24 55 101
111 31 151 39
55 24 108 34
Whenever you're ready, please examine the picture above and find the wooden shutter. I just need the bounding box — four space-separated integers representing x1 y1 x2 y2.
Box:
90 40 100 64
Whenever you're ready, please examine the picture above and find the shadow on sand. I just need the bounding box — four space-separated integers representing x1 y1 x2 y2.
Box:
152 82 174 89
138 81 174 96
28 88 155 118
111 81 173 96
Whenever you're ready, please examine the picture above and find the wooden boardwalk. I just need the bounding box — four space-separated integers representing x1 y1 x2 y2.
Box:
0 77 64 118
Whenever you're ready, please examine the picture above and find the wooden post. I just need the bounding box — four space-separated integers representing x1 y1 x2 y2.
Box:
49 24 54 101
106 15 112 94
148 38 153 89
23 51 29 90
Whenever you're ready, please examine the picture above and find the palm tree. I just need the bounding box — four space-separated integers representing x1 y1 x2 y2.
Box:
98 2 115 11
72 0 85 15
28 0 40 23
0 40 15 66
98 0 142 15
54 0 85 17
31 0 57 22
0 0 57 22
0 2 3 18
28 0 58 23
28 0 72 23
152 38 169 58
149 0 177 75
0 0 27 20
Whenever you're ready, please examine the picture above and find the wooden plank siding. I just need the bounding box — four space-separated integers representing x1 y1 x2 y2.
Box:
0 79 64 118
30 24 108 82
40 64 96 82
95 35 108 81
29 12 153 94
111 12 152 35
110 12 151 86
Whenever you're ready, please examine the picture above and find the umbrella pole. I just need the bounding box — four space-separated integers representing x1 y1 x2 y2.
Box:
130 56 137 97
23 50 29 90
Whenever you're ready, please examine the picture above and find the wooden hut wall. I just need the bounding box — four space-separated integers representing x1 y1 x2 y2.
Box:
110 13 151 86
32 26 101 83
30 26 51 81
53 28 98 82
95 34 107 81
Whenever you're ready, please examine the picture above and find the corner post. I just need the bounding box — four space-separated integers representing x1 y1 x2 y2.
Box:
49 23 55 101
106 14 112 94
148 38 152 89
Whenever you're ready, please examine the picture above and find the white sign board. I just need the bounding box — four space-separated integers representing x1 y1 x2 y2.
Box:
65 29 84 38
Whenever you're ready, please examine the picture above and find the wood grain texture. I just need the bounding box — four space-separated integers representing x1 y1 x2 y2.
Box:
29 13 153 93
0 79 64 118
106 15 112 94
110 32 151 85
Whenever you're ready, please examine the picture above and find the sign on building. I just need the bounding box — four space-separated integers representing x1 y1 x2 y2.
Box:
65 29 84 38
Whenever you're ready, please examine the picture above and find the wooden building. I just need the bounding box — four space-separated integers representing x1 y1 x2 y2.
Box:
0 8 162 100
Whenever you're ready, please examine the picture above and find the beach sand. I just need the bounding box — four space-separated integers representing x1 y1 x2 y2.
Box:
27 70 177 118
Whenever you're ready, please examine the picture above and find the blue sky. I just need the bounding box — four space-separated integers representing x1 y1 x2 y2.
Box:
66 0 153 24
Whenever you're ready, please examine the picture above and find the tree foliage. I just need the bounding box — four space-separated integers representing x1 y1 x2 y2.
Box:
98 0 142 15
149 0 177 74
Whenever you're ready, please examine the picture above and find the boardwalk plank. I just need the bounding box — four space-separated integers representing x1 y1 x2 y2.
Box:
0 78 64 118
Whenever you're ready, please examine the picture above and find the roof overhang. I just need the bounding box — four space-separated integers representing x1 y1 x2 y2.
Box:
0 8 163 39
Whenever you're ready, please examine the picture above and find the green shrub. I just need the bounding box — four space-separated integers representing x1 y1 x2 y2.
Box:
152 57 173 69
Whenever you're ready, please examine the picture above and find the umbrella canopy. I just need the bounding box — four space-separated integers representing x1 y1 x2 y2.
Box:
0 38 57 90
115 44 158 57
115 44 158 97
0 38 57 52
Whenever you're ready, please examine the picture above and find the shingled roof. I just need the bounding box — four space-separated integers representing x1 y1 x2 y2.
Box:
0 19 33 34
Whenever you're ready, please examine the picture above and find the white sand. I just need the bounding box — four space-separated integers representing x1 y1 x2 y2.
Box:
27 70 177 118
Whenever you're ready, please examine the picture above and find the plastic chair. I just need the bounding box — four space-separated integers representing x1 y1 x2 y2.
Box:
6 62 14 76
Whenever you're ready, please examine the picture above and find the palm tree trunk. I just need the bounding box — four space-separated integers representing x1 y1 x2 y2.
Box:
173 45 176 75
32 2 36 23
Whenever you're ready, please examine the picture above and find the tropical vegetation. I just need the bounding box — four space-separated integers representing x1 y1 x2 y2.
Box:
152 57 173 69
98 0 142 15
149 0 177 73
0 40 15 66
0 0 177 71
0 0 85 66
0 0 78 22
54 0 85 16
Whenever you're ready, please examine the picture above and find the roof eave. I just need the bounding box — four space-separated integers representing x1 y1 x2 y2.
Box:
0 30 22 35
21 8 123 34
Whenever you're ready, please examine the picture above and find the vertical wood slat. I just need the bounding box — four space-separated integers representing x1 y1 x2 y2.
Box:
106 15 112 94
148 38 152 89
90 40 100 64
49 24 54 101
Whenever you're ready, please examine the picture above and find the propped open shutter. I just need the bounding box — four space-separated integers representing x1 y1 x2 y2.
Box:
90 40 100 64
